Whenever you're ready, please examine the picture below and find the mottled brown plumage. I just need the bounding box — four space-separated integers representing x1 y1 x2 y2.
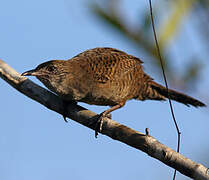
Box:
22 47 206 136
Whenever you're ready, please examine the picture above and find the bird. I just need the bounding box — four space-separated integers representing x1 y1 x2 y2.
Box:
21 47 206 137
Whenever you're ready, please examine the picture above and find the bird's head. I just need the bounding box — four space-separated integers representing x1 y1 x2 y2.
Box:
21 60 69 93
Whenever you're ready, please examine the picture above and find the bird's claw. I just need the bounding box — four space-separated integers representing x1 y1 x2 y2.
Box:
61 100 77 123
95 115 103 138
94 113 111 138
62 115 68 123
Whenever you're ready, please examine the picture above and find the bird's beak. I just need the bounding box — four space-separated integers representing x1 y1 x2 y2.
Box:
21 69 38 76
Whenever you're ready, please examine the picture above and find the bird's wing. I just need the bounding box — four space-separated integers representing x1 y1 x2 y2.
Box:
74 51 144 84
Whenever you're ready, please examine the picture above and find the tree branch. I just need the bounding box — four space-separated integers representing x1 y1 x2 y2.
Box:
0 59 208 180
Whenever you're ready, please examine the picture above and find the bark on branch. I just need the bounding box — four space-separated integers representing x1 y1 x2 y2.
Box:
0 59 208 180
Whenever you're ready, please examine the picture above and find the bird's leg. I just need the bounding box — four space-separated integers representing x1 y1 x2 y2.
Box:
62 100 77 122
95 102 125 138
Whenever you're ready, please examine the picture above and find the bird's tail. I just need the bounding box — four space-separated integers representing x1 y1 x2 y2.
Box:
147 81 206 107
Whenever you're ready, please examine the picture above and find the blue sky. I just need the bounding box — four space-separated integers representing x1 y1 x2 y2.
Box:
0 0 208 180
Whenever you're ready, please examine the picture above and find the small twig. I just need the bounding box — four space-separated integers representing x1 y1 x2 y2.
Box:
145 128 149 136
0 59 209 180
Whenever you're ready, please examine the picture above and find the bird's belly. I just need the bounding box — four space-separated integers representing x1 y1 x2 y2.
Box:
79 85 129 106
57 81 133 106
55 87 115 106
79 94 118 106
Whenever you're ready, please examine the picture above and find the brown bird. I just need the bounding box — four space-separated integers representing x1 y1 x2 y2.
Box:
22 47 206 137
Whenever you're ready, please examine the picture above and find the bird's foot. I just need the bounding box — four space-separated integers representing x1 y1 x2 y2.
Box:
94 112 111 138
62 100 77 123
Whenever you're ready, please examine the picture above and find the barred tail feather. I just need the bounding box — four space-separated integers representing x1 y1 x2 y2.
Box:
150 82 206 107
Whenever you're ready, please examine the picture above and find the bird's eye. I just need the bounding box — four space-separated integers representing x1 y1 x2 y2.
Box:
47 65 56 72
